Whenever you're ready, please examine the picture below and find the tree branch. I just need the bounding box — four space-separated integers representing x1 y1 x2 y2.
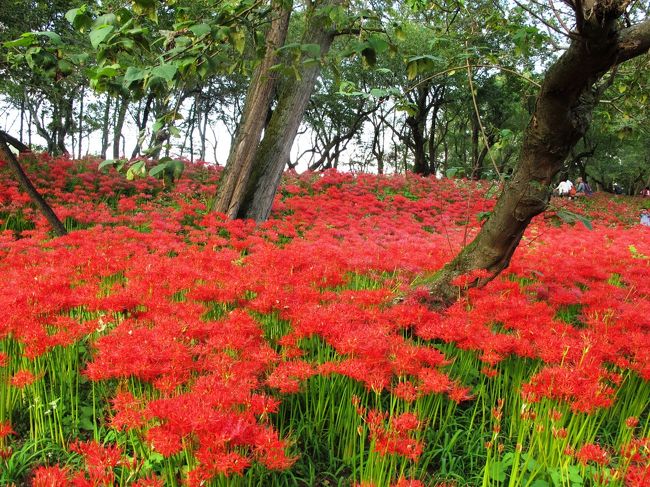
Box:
0 132 67 236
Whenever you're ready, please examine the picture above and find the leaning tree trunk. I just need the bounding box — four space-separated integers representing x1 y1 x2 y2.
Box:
425 5 650 306
0 131 67 236
235 0 345 221
213 1 291 218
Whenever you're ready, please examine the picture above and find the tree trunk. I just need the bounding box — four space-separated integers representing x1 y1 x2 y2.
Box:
78 89 85 159
425 7 650 305
235 0 344 221
470 111 480 178
19 96 25 145
213 1 291 218
100 95 112 159
0 131 67 236
131 94 154 158
406 84 431 175
113 97 128 159
407 114 428 175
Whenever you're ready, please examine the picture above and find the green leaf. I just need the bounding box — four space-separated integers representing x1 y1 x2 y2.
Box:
132 0 157 21
66 6 93 32
189 23 211 37
37 32 63 45
394 25 406 41
445 167 462 178
94 13 117 27
230 29 246 54
98 159 120 170
57 59 75 75
79 417 95 431
367 36 389 54
326 5 347 24
3 33 36 48
488 461 507 482
126 160 146 180
549 468 562 487
149 162 170 177
556 209 593 230
94 63 121 78
124 66 147 83
406 60 418 80
567 466 583 484
301 43 321 58
65 7 83 24
151 64 177 82
90 25 114 48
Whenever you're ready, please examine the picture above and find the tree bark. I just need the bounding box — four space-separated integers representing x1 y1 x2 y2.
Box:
131 94 154 158
406 85 431 175
113 96 128 159
235 0 345 221
425 6 650 306
213 1 291 218
78 89 85 159
100 95 112 159
0 131 67 236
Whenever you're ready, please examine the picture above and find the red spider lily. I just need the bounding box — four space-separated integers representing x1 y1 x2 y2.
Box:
0 420 15 439
360 406 425 461
575 443 610 465
10 369 36 388
31 465 70 486
392 479 426 487
131 475 164 487
69 440 124 485
110 391 152 430
2 154 650 483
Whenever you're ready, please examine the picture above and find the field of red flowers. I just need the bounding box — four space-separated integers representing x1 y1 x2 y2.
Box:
0 154 648 486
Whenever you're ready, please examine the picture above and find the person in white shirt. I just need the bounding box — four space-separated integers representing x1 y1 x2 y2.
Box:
556 179 573 196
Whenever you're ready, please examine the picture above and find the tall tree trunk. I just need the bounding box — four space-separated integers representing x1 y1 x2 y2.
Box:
78 89 85 159
0 131 67 236
372 123 384 175
213 1 291 218
407 115 428 175
19 96 25 145
235 0 344 221
406 84 431 175
470 111 480 178
425 6 650 306
113 97 128 159
200 104 209 161
131 94 154 158
100 95 112 159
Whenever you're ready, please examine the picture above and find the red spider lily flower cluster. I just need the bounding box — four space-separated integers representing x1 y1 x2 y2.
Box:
354 397 424 461
0 154 649 484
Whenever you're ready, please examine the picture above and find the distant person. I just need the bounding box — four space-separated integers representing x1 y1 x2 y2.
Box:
576 177 593 196
556 179 573 197
613 182 624 195
641 209 650 227
641 186 650 197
